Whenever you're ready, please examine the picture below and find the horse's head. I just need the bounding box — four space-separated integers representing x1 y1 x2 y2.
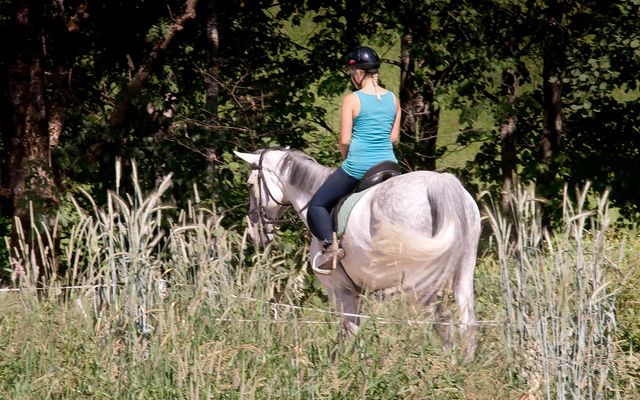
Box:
234 149 291 246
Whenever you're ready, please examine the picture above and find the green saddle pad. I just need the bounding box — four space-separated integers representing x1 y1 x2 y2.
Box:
335 186 374 238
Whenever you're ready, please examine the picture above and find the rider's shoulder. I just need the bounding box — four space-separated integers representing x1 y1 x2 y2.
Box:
342 92 360 104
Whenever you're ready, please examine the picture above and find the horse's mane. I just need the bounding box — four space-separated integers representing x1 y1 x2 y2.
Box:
279 149 333 193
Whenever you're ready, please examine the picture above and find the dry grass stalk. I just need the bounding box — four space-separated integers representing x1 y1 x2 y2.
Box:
483 182 619 400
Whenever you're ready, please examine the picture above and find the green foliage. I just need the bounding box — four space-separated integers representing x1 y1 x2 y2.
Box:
564 99 640 219
1 0 639 240
45 1 353 229
445 0 640 224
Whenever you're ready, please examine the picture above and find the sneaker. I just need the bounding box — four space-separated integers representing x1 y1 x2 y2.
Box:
312 243 345 274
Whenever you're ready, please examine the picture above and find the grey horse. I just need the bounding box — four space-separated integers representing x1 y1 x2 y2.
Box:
235 148 481 362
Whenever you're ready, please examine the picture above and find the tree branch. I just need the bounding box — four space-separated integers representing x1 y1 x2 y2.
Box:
109 0 199 131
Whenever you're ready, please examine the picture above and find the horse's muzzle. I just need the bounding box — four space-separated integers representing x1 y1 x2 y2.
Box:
246 216 274 246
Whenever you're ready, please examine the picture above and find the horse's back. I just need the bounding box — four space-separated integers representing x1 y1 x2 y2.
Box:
367 170 479 234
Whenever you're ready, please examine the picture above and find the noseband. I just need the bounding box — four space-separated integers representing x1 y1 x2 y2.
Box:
247 149 297 239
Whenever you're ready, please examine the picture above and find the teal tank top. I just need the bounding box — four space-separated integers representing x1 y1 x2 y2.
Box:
341 91 398 179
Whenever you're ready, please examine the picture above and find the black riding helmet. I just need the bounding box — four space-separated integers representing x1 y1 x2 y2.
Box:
346 46 380 72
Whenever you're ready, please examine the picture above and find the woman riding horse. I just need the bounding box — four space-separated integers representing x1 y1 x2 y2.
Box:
307 46 402 273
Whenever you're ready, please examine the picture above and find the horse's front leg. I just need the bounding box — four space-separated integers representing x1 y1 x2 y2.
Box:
314 266 361 338
311 239 361 336
330 278 361 339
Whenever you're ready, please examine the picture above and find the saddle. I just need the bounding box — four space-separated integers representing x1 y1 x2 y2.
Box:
332 161 401 237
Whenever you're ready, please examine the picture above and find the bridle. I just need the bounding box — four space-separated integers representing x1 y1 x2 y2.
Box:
247 149 298 240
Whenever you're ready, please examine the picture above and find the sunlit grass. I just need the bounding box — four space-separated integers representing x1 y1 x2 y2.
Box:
482 182 640 399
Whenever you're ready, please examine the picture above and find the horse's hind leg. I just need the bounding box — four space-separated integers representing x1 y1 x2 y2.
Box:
419 289 454 356
453 250 478 363
433 293 454 354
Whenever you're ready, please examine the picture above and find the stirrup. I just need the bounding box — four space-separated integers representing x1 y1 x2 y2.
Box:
312 239 344 275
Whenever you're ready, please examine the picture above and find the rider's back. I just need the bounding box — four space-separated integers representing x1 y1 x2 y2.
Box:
341 90 398 180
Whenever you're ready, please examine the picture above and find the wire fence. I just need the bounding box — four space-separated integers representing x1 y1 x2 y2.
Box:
0 282 502 328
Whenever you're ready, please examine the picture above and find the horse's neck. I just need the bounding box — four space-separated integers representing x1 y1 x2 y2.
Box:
281 162 333 220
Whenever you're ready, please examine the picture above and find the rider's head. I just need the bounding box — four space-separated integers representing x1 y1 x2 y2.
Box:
346 46 380 90
346 46 380 72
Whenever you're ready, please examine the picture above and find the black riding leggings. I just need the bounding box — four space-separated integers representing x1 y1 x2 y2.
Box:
307 167 359 242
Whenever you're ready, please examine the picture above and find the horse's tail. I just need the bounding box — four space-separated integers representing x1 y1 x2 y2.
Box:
372 173 477 301
371 214 457 264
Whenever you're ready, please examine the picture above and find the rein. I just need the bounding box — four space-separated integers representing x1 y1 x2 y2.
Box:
248 149 299 237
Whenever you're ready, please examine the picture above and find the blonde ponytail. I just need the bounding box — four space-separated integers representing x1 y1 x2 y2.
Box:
372 73 381 101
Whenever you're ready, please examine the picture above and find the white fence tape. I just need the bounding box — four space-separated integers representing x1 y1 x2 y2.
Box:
0 284 500 327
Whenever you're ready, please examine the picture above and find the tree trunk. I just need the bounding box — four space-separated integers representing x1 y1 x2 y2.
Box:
399 29 439 171
535 0 567 228
541 74 563 166
540 0 565 192
418 93 439 172
500 68 518 213
399 30 414 140
203 0 221 181
205 0 220 125
6 1 59 282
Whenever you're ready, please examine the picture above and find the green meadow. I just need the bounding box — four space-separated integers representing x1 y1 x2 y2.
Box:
1 164 638 399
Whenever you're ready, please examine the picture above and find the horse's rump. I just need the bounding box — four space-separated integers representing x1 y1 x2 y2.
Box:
351 171 478 300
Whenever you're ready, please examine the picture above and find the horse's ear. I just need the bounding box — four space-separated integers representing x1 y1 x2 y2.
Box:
234 151 260 165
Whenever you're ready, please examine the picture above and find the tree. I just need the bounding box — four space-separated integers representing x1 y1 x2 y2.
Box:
0 0 345 280
2 1 61 279
560 1 640 219
383 0 478 172
459 1 640 222
0 0 201 282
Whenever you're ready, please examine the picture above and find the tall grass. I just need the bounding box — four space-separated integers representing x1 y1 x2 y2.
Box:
483 182 624 399
1 166 637 399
